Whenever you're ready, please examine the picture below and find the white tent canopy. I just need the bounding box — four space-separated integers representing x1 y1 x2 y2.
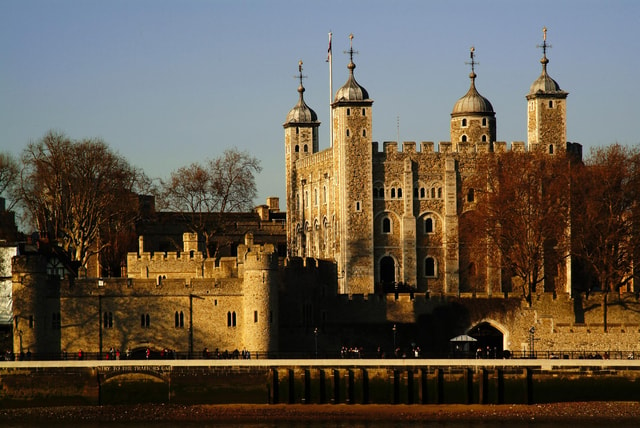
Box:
449 334 477 342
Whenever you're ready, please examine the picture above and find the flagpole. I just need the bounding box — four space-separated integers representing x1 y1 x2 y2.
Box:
328 31 333 147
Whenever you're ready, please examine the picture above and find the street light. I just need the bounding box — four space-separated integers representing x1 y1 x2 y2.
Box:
314 327 318 358
392 324 397 356
529 326 536 358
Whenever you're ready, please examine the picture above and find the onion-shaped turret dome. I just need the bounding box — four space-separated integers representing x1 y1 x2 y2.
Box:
285 61 318 124
334 60 369 102
286 84 318 123
334 34 370 102
528 27 567 96
452 71 494 115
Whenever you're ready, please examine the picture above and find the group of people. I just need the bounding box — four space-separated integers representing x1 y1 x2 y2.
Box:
202 347 252 359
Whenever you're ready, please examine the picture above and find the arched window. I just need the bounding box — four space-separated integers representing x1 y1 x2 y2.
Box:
549 144 554 154
462 118 467 127
548 100 553 108
391 188 396 198
382 217 391 234
467 188 475 202
296 127 299 134
362 129 366 137
431 188 436 198
227 311 237 327
295 145 299 153
461 135 467 142
437 187 442 198
482 117 487 127
397 188 402 198
425 257 436 277
362 108 366 116
420 188 426 198
424 217 433 233
346 129 350 137
482 134 487 142
303 144 308 152
346 108 351 116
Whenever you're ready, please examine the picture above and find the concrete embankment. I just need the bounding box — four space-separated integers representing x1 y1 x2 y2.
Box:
2 359 640 408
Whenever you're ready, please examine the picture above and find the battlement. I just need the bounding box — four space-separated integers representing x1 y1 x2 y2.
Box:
369 140 568 156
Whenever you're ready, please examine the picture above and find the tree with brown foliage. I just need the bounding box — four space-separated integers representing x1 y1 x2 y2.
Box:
469 150 571 304
0 152 19 210
159 148 262 258
18 131 145 270
570 144 640 331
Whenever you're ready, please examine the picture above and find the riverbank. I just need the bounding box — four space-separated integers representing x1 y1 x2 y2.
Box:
1 402 640 423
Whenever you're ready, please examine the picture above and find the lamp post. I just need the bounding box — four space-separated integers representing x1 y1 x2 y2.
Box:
314 327 318 358
529 326 536 358
392 324 397 356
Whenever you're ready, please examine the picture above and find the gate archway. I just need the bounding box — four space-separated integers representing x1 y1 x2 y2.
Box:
467 321 505 358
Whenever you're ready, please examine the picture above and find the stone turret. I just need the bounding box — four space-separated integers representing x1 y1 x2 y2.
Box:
527 27 568 154
238 234 279 353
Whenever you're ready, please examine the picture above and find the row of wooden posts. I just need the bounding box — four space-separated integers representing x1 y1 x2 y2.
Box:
270 367 536 405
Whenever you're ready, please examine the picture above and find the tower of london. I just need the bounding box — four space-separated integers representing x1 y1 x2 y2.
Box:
284 31 578 298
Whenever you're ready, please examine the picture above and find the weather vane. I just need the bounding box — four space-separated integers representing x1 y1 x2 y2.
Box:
296 60 307 87
465 46 478 75
344 33 358 63
537 26 551 58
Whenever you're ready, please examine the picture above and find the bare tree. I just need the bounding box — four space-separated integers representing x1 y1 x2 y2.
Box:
18 131 143 269
471 150 571 304
160 148 262 258
0 152 19 210
571 144 640 331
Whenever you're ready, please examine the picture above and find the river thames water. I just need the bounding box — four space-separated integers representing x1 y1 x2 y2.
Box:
4 421 639 428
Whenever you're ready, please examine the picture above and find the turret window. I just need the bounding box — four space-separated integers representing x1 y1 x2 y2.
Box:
482 118 487 127
549 144 554 155
346 108 351 116
482 135 487 142
391 188 396 198
295 145 299 153
548 100 554 108
362 129 366 137
346 129 350 137
397 188 402 198
461 118 467 127
382 217 392 234
303 144 308 152
467 188 475 203
425 257 437 277
362 108 366 116
461 135 467 142
296 127 299 134
424 218 434 234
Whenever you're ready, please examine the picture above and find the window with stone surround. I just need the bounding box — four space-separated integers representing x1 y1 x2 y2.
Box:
424 257 437 277
175 311 184 328
227 311 237 327
382 217 391 234
103 312 112 329
424 217 434 234
462 118 467 127
141 313 150 328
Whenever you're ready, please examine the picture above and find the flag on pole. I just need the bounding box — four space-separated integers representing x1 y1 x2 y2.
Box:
326 32 332 62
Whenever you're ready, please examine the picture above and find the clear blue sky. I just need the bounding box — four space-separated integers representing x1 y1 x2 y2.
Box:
1 0 638 208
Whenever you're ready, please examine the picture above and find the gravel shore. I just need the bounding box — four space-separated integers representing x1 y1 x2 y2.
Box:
1 402 640 423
